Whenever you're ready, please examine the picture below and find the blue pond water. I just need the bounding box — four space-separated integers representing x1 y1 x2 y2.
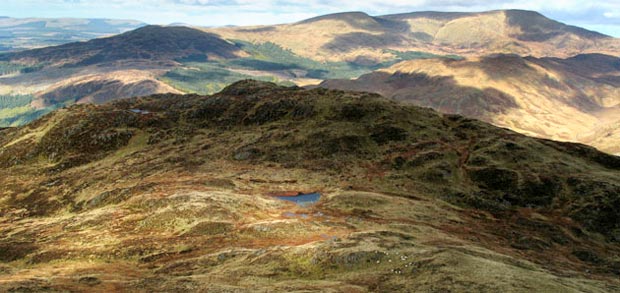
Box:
130 109 150 115
276 192 321 207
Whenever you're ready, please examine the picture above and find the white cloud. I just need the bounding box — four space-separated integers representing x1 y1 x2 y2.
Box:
604 11 620 18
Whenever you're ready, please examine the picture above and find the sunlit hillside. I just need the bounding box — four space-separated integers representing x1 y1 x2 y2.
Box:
320 54 620 154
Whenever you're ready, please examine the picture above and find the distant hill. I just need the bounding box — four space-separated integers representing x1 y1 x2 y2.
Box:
32 70 182 107
207 9 620 63
0 24 458 127
382 10 608 41
1 25 244 66
0 17 145 52
319 53 620 154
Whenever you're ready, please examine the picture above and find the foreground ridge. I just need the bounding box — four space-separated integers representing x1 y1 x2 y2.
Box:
0 80 619 291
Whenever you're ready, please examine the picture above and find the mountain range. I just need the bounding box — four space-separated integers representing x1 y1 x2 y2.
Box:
208 10 620 62
0 17 145 52
1 8 620 291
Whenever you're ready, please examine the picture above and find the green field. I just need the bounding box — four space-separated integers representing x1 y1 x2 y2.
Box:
0 94 58 127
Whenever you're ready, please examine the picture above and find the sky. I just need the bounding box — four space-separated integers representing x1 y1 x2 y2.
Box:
2 0 620 37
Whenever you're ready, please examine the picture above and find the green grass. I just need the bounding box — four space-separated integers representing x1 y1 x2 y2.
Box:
0 106 56 127
0 106 51 127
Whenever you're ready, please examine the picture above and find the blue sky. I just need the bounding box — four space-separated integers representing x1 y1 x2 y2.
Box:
2 0 620 37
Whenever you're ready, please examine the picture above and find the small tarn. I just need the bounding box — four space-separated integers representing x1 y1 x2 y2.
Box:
275 192 321 207
130 109 150 115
